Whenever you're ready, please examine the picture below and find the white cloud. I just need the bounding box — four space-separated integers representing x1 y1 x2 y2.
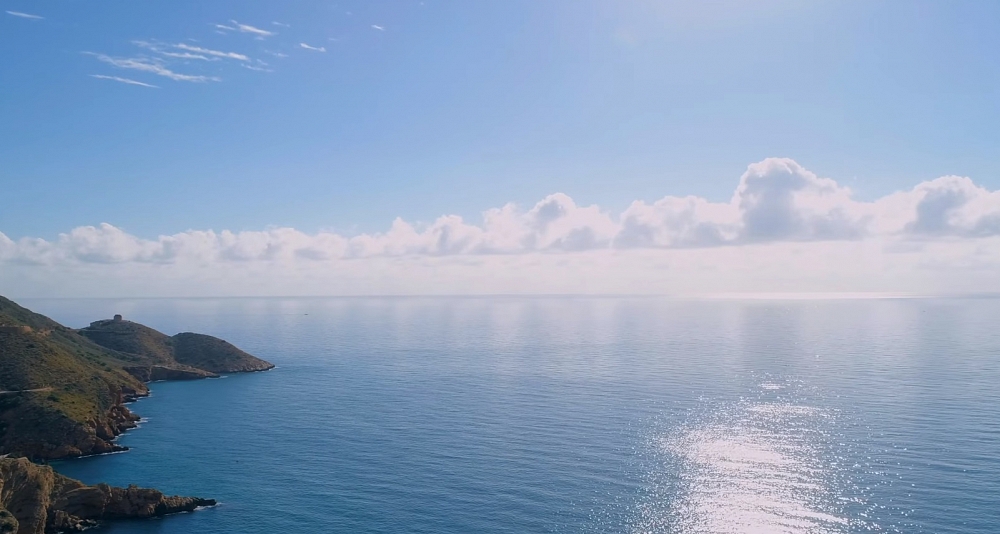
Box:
6 159 1000 296
371 24 385 31
272 21 291 28
5 10 43 20
90 74 158 88
229 20 275 37
173 43 249 62
133 41 215 62
85 53 219 83
299 43 326 52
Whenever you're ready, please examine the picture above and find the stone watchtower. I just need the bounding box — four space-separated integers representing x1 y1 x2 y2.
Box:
113 314 123 322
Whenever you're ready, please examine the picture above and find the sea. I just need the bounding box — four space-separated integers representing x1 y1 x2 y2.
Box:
25 296 1000 533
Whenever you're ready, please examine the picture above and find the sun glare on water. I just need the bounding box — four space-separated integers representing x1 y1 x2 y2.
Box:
633 382 899 534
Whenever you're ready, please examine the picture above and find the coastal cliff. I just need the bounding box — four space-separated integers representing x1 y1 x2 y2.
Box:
0 295 273 460
0 457 215 534
0 297 148 460
0 295 272 531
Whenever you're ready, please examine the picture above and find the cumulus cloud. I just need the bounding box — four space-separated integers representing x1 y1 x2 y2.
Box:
8 158 1000 266
5 158 1000 296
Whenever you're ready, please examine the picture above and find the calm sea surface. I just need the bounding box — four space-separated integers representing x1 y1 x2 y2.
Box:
26 297 1000 533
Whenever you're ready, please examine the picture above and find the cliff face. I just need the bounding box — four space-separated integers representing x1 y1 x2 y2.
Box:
0 296 270 532
1 296 272 461
0 458 214 534
0 298 149 461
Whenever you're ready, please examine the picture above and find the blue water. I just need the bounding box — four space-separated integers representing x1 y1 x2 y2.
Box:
26 297 1000 533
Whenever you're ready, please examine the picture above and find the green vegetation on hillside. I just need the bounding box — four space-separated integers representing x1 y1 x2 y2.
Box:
0 296 147 459
0 295 272 460
80 319 274 375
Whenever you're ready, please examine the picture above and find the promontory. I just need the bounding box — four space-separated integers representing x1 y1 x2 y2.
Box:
0 295 273 533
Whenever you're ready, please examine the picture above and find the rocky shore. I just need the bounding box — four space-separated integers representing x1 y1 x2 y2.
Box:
0 296 273 532
0 458 215 534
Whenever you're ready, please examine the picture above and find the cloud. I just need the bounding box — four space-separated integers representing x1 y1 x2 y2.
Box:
299 43 326 52
85 53 219 82
371 25 385 31
9 158 1000 263
5 10 42 20
6 159 1000 296
90 74 159 88
229 20 275 37
265 50 289 58
173 43 249 62
133 41 215 62
272 21 291 28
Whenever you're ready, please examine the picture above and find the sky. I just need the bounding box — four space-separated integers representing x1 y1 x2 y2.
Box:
2 0 1000 297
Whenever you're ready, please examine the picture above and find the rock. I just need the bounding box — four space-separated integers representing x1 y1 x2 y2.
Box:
0 458 214 534
0 510 18 533
122 365 217 382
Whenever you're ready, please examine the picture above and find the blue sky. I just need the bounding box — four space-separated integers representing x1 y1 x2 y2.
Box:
3 0 999 239
2 1 1000 297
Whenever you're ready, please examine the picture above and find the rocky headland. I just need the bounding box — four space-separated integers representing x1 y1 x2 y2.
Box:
0 295 272 532
0 457 215 533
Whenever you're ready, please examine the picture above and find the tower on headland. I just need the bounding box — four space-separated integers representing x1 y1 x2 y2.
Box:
113 314 123 322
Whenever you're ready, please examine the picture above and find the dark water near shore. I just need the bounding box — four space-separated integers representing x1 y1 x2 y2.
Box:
29 297 1000 533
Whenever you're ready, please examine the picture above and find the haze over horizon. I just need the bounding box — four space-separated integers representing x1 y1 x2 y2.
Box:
3 0 1000 297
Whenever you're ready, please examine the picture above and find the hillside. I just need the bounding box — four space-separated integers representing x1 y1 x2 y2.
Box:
0 296 272 461
0 297 147 460
80 317 274 378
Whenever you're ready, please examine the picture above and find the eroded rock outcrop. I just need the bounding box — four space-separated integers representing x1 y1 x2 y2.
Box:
0 458 215 534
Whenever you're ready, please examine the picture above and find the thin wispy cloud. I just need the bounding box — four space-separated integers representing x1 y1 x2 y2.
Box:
214 24 237 31
90 75 159 88
272 21 291 28
229 20 275 37
133 41 214 62
265 50 289 58
174 43 249 62
85 53 219 83
300 43 326 53
371 25 385 31
5 10 43 20
160 51 214 61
